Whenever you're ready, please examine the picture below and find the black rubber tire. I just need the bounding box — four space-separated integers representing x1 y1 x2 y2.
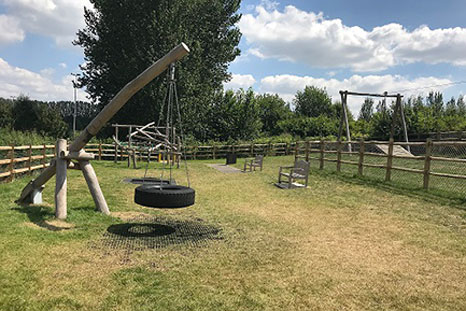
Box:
134 185 195 208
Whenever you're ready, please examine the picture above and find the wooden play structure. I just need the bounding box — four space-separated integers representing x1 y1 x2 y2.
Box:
338 91 411 154
112 122 181 169
17 43 191 219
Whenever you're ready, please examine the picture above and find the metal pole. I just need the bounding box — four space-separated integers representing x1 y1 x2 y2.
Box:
71 73 79 137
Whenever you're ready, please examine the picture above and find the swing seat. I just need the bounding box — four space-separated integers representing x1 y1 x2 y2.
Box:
134 184 195 208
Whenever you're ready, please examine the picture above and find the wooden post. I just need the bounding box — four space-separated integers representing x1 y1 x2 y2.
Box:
305 141 310 162
251 143 254 157
55 139 67 220
385 138 394 182
98 142 102 161
213 145 216 160
42 144 47 168
423 139 433 190
294 142 299 161
319 140 325 170
285 142 289 155
8 145 14 182
358 139 365 176
28 144 32 175
114 126 119 163
339 91 352 152
398 94 410 153
79 160 110 215
336 141 342 173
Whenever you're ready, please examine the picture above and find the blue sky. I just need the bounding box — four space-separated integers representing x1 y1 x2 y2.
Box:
1 0 465 115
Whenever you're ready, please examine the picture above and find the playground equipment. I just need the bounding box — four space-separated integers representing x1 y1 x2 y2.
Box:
112 122 182 169
134 63 195 208
338 90 411 154
17 43 190 219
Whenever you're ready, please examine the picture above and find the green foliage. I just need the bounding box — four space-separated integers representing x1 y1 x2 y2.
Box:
278 115 338 138
358 98 374 122
0 128 55 145
75 0 242 140
208 89 262 142
294 86 335 118
12 96 68 138
0 98 14 128
256 93 292 136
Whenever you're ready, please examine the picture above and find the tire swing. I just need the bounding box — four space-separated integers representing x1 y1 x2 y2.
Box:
134 63 195 209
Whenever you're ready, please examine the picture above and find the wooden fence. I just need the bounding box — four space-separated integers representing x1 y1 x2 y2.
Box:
294 139 466 192
2 140 466 196
0 142 296 182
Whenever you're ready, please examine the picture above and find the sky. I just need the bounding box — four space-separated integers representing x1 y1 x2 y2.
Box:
1 0 466 116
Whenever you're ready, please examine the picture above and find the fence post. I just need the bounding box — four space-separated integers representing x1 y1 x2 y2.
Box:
305 141 310 162
358 139 365 176
385 138 394 182
294 142 299 161
98 142 102 161
336 141 342 173
251 143 254 157
7 145 14 182
423 139 433 190
213 145 216 160
268 142 272 156
285 142 289 155
42 144 47 168
28 144 32 175
319 140 325 170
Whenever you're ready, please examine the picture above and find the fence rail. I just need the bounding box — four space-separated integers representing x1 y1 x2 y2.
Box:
1 140 466 198
295 139 466 198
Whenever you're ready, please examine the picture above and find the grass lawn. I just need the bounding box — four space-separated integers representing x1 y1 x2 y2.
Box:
1 156 466 311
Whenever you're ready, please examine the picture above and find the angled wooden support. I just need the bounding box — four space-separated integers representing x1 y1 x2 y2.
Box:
16 43 190 218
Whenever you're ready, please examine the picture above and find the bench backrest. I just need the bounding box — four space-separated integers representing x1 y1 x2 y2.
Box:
294 159 310 175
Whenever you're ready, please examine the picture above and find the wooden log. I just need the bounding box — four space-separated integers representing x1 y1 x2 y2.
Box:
423 139 433 190
69 43 189 153
63 151 95 161
336 141 342 173
358 140 365 176
8 145 14 182
79 160 110 215
55 139 67 220
385 138 394 182
319 140 325 170
28 145 32 175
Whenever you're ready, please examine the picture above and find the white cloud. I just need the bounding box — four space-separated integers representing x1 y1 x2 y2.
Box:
0 14 24 45
0 57 86 101
259 74 452 115
224 74 256 90
1 0 91 48
59 62 67 68
240 5 466 71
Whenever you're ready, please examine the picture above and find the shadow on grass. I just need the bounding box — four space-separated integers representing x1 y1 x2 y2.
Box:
11 205 74 231
311 169 466 210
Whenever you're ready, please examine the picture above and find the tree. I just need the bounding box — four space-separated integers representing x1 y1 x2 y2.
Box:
293 86 334 118
0 97 13 128
457 96 466 115
208 88 261 141
358 98 374 122
255 93 292 136
75 0 242 140
12 96 67 137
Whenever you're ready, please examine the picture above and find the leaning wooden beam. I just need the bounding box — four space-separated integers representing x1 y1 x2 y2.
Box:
80 160 110 215
17 43 190 204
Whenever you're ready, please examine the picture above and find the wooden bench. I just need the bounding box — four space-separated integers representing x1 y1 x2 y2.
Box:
277 159 310 188
243 155 264 172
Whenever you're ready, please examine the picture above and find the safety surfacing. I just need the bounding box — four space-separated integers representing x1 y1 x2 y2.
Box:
100 215 222 250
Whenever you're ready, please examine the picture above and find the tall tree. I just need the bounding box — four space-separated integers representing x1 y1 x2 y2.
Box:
358 98 374 121
293 86 333 118
255 93 291 136
74 0 242 140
